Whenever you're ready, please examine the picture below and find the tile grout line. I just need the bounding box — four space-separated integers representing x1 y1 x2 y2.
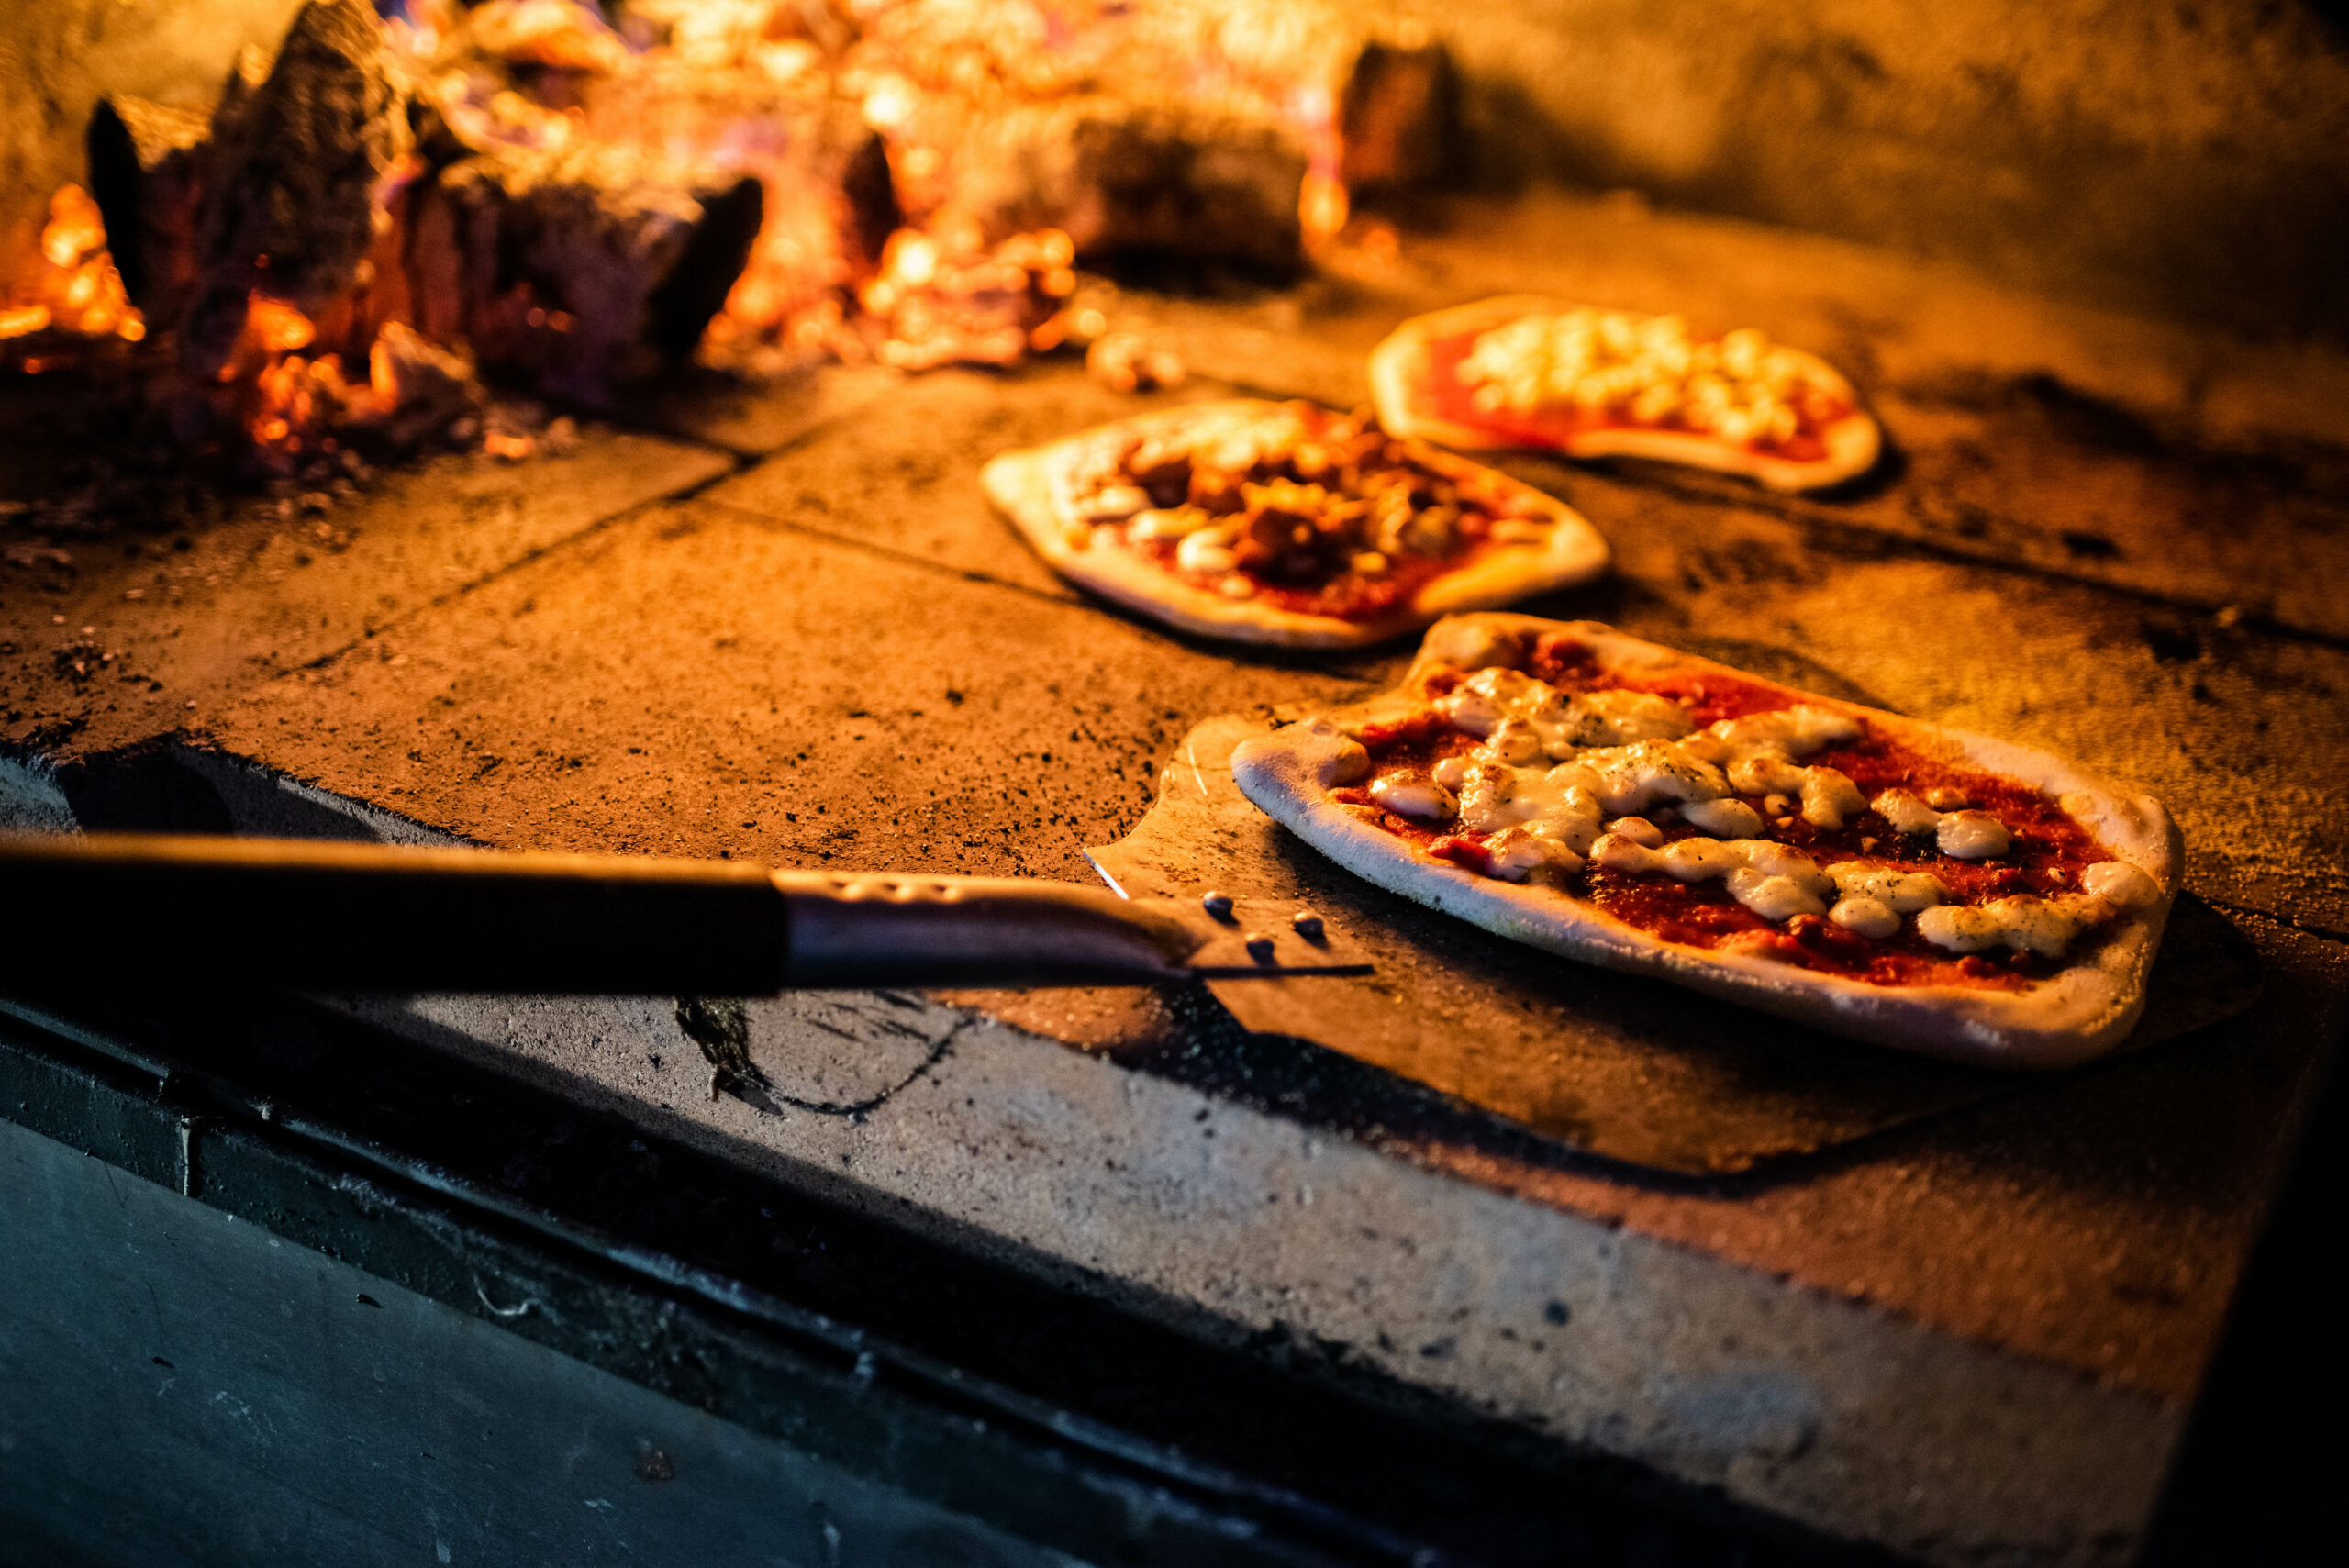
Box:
690 495 1086 612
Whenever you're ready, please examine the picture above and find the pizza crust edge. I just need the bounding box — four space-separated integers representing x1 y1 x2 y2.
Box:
981 401 1612 649
1230 615 2183 1070
1367 295 1883 494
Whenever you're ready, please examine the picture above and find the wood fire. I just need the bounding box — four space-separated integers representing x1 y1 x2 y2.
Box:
6 0 1449 473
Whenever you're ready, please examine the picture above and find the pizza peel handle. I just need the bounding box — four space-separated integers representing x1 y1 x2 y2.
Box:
0 834 1353 994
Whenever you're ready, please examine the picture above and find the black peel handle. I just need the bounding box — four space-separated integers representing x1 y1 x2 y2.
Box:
0 832 791 995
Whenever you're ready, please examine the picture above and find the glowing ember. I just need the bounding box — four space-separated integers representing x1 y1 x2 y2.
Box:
1299 172 1351 251
857 222 1075 371
1 186 146 369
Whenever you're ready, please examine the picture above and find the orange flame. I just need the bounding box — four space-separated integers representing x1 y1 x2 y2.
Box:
233 295 365 458
1298 172 1350 251
3 185 146 367
849 222 1074 372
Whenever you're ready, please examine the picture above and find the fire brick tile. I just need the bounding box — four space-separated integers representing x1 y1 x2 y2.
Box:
1 429 731 761
199 500 1380 882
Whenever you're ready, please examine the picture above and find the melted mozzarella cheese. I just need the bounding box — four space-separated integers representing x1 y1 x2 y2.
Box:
1825 864 1950 912
1687 705 1865 831
1823 862 1948 938
1914 859 2156 959
1175 526 1241 573
1873 789 1942 834
1917 895 2096 958
1369 773 1456 820
1728 753 1805 795
1690 706 1862 764
1454 762 1606 851
1551 741 1731 817
1799 768 1867 830
1434 668 1694 760
1486 827 1586 882
1567 689 1697 747
1870 790 2013 859
1936 811 2010 860
1680 797 1765 838
1829 895 1901 939
1591 834 1832 921
1453 310 1818 448
1728 869 1829 921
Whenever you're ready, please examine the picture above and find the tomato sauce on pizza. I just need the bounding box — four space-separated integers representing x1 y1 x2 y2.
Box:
1416 328 1848 465
1332 637 2130 992
1065 404 1543 622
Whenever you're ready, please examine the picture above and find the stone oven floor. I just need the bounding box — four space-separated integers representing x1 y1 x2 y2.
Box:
7 188 2349 1564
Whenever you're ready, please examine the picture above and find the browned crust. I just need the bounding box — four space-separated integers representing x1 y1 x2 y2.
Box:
1368 295 1882 494
981 401 1612 649
1230 615 2183 1070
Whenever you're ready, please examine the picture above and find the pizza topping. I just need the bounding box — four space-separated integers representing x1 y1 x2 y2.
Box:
1129 506 1218 541
1485 828 1586 884
1454 762 1606 850
1918 893 2106 959
1591 834 1834 921
1823 863 1950 940
1828 896 1903 940
1056 402 1553 622
1437 667 1695 753
1911 859 2162 958
1827 863 1951 912
1875 788 2013 859
1452 310 1846 452
1082 484 1152 523
1330 643 2152 984
1550 741 1731 817
1681 797 1765 838
1607 816 1667 849
1368 772 1457 821
1874 788 1942 834
1937 811 2013 860
1175 529 1238 573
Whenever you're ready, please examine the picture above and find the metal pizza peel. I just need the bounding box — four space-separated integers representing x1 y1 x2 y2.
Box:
1084 714 2264 1177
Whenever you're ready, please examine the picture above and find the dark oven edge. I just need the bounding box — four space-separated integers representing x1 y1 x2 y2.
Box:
0 987 1909 1568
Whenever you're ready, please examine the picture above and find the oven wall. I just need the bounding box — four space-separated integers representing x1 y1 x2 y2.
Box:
1384 0 2349 339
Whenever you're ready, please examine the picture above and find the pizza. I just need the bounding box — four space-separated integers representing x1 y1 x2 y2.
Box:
1230 616 2181 1067
981 399 1610 647
1369 295 1881 493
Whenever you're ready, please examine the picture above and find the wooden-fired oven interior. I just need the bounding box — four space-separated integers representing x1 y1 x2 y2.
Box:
4 6 2349 1566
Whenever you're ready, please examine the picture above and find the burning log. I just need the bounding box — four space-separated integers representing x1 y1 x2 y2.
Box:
407 133 765 402
81 0 770 424
177 0 412 379
1335 34 1456 193
929 90 1310 272
846 0 1457 262
423 1 895 352
83 95 212 326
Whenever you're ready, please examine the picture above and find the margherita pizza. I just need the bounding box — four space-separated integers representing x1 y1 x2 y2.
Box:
1230 616 2181 1067
1370 296 1881 493
982 400 1610 647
